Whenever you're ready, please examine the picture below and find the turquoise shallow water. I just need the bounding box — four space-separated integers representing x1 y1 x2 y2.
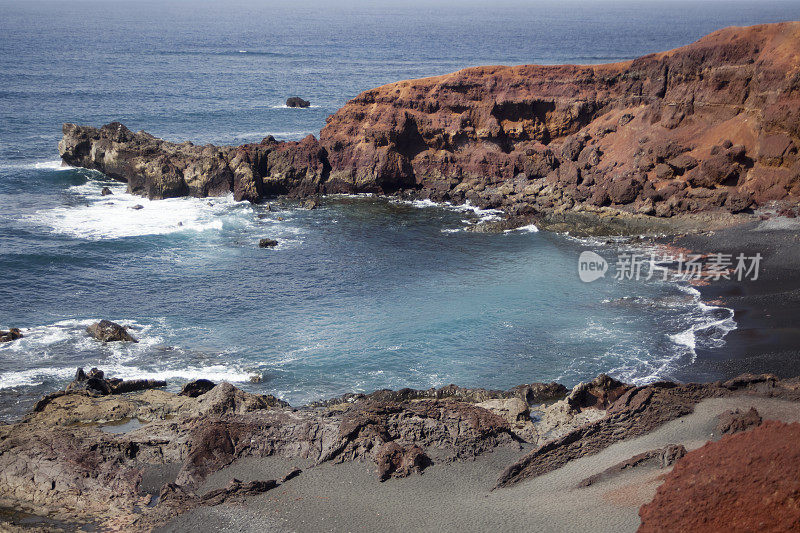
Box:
2 0 797 419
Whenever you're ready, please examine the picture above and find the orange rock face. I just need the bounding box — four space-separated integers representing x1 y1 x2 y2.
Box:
61 23 800 220
638 420 800 532
321 22 800 215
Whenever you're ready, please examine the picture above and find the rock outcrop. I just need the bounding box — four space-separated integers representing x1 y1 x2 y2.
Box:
577 444 686 488
86 319 138 342
60 23 800 231
4 370 800 531
714 406 762 435
493 373 800 488
0 328 23 342
286 96 311 108
3 372 800 530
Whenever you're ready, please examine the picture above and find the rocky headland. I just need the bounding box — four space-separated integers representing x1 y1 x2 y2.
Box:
59 22 800 235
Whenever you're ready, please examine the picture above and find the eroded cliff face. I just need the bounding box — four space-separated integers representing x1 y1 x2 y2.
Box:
59 124 329 202
60 22 800 221
320 21 800 216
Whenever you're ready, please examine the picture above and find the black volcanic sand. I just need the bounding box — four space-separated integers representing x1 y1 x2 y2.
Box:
158 397 800 533
664 217 800 382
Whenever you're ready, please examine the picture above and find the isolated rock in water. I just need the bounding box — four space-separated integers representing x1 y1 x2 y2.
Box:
130 204 144 210
286 96 310 108
258 238 278 248
101 187 113 196
66 367 112 394
714 407 762 435
374 441 429 481
87 319 138 342
0 328 23 342
303 198 318 210
180 379 216 398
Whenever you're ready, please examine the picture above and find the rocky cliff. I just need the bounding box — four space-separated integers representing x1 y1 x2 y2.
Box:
60 22 800 224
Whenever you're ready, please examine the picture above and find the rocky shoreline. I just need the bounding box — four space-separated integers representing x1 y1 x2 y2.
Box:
14 19 800 532
59 22 800 236
1 369 799 531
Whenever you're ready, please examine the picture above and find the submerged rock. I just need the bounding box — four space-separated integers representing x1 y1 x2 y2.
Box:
0 327 23 342
86 319 138 342
286 96 311 108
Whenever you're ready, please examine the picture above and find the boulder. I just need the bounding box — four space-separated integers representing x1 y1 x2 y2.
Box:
567 374 630 411
560 136 585 162
101 187 113 196
374 441 429 481
667 153 698 174
607 177 643 205
714 407 762 435
258 238 278 248
86 320 138 342
180 379 216 398
654 163 674 180
280 467 302 483
0 328 23 342
286 97 311 108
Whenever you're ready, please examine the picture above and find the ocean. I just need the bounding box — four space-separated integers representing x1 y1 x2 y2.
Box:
1 0 797 420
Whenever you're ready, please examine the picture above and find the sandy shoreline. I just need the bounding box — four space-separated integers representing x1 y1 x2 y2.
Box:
666 218 800 382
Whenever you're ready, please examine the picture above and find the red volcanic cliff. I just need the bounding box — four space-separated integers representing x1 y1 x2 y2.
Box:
60 22 800 223
320 21 800 216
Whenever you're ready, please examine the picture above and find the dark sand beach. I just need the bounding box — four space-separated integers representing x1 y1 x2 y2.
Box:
669 219 800 381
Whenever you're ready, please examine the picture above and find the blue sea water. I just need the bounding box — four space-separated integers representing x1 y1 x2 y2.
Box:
1 0 797 420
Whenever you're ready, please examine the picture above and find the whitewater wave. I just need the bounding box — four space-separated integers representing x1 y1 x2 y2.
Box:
610 285 735 385
24 179 256 240
504 223 539 233
0 318 251 389
0 160 74 171
0 364 251 389
269 104 322 109
397 198 504 227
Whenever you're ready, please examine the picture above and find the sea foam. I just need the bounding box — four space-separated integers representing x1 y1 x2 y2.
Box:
25 180 252 240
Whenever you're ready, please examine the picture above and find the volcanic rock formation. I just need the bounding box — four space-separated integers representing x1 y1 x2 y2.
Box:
60 23 800 229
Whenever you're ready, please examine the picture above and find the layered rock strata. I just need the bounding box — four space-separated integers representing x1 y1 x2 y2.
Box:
60 23 800 230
